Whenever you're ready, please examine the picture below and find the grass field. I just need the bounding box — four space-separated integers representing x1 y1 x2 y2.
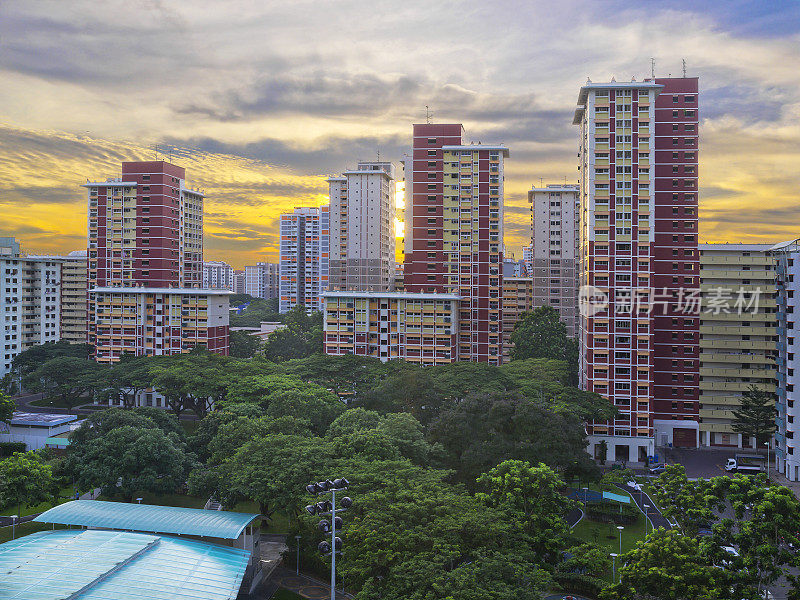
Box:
272 590 304 600
0 485 76 518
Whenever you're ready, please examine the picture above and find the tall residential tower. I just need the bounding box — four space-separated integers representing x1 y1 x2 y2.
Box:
278 206 330 313
575 77 700 463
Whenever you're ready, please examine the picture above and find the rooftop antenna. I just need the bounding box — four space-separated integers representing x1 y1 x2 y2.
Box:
377 149 380 162
538 177 544 187
682 58 687 77
425 105 432 124
650 58 655 79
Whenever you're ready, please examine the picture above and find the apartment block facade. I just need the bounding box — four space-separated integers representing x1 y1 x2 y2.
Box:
91 287 230 364
28 251 88 345
575 77 700 463
322 291 459 365
84 161 229 361
699 244 776 447
328 162 396 291
403 124 507 365
501 276 534 359
279 206 330 313
0 254 61 376
203 260 235 291
528 184 580 337
771 239 800 480
244 262 279 299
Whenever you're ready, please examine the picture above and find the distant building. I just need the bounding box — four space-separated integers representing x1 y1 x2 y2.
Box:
233 270 245 295
28 250 88 345
501 277 534 359
279 206 329 313
528 184 579 337
699 243 776 448
0 412 78 451
323 291 459 365
83 161 229 361
244 262 279 299
0 247 61 376
203 260 235 290
328 162 396 291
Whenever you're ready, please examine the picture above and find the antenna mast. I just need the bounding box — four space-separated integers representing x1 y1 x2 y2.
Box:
682 58 687 77
650 58 655 79
425 106 432 124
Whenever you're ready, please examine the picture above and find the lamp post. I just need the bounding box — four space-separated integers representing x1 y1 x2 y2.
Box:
643 504 650 537
610 552 618 583
10 515 17 540
295 535 301 575
765 440 771 473
617 525 624 555
305 477 352 600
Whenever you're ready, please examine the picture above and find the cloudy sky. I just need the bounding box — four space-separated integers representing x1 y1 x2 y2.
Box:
1 0 798 268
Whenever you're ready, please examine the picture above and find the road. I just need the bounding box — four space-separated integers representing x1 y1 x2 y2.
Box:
615 483 672 530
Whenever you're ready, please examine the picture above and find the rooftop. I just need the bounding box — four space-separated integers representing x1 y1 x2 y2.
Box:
322 291 461 300
34 500 259 540
0 529 249 600
92 287 233 296
9 412 77 427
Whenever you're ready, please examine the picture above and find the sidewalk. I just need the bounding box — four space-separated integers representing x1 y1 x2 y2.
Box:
769 470 800 500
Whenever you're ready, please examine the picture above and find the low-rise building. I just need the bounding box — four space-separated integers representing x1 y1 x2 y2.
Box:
92 287 231 364
323 291 459 365
699 243 776 448
0 412 79 451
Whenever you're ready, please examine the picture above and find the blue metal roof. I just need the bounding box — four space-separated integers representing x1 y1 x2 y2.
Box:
0 530 250 600
34 500 259 539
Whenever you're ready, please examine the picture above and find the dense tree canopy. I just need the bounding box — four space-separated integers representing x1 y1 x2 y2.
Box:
0 450 56 511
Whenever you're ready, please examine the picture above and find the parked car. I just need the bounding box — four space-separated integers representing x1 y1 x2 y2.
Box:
649 463 667 475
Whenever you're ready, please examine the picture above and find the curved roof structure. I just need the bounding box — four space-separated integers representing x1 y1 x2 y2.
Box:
0 529 250 600
34 500 259 540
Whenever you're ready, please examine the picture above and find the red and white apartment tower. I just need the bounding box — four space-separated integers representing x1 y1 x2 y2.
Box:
403 124 508 364
575 77 700 463
85 161 230 362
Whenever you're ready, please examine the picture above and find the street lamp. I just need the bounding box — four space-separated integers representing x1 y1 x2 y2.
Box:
305 477 352 600
643 504 650 537
617 525 624 555
295 535 301 575
610 552 618 583
10 515 17 540
765 440 771 473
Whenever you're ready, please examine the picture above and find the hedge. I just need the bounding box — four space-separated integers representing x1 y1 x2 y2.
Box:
584 501 639 525
552 572 606 598
0 442 26 457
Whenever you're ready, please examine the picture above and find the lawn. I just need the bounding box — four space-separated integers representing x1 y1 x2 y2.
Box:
0 521 69 544
29 396 84 410
272 590 304 600
0 485 76 517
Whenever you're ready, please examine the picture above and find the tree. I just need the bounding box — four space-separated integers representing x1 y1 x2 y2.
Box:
427 392 595 483
104 354 153 408
732 385 777 451
559 543 612 578
262 306 323 361
229 330 261 358
69 407 183 446
0 392 14 425
13 340 93 385
601 529 733 600
28 356 103 411
510 305 570 362
476 460 573 563
0 451 56 512
67 426 192 502
263 380 345 435
649 464 716 536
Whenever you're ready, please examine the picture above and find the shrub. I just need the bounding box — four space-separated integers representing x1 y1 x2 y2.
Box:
0 442 26 457
553 572 606 598
584 500 639 525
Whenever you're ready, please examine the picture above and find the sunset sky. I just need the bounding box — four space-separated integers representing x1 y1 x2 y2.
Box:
1 0 799 268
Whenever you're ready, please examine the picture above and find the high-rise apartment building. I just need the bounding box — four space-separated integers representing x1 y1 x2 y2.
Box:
698 244 776 448
528 184 580 337
245 262 279 299
28 250 88 345
233 271 245 295
322 291 459 365
501 276 534 359
203 260 235 291
403 124 508 365
0 243 61 376
328 162 396 291
84 161 229 361
770 239 800 480
279 206 329 313
575 77 700 462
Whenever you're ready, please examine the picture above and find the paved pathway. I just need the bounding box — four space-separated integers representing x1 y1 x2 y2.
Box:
266 566 353 600
566 507 584 529
615 483 672 530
